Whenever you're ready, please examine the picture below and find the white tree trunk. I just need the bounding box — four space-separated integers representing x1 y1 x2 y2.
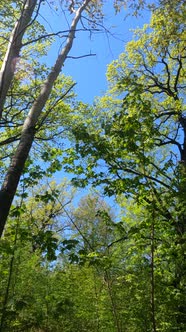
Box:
0 0 38 118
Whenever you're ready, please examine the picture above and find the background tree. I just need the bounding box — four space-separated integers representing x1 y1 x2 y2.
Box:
0 0 182 236
65 2 186 330
0 179 74 331
0 184 123 331
1 181 184 331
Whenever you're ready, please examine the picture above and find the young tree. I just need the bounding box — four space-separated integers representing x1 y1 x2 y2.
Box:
0 179 74 331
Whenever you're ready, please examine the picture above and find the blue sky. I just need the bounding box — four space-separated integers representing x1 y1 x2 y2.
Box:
37 1 151 207
40 2 151 103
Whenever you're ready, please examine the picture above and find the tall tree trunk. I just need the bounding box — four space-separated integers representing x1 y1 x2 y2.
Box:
0 218 19 331
104 270 122 332
0 127 35 237
0 0 91 238
150 210 157 332
0 0 38 118
175 118 186 329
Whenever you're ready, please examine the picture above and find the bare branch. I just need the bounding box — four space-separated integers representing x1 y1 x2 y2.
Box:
22 28 100 47
0 134 20 146
67 53 96 59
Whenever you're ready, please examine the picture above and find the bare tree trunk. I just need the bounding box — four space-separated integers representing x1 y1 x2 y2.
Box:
0 0 91 237
0 0 38 118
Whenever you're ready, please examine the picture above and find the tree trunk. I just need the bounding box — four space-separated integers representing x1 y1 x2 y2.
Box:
104 270 122 332
0 219 20 331
0 127 35 237
0 0 38 118
0 0 91 237
172 117 186 329
150 211 157 332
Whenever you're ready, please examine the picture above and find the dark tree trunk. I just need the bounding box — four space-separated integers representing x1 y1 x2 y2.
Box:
0 127 35 237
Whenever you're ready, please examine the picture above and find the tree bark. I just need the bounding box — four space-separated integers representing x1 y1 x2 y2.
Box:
150 210 157 332
0 0 38 118
0 0 91 237
0 218 20 331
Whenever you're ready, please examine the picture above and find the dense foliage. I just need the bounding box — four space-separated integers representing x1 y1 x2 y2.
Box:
64 2 186 330
0 1 185 331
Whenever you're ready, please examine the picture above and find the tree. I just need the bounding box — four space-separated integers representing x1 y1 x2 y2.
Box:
2 180 182 331
0 185 123 331
0 0 38 116
1 2 185 331
0 0 99 237
0 0 180 237
59 193 130 332
64 2 186 330
0 179 75 331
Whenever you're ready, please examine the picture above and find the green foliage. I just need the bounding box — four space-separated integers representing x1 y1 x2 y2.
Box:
0 1 186 331
61 3 186 330
64 1 186 195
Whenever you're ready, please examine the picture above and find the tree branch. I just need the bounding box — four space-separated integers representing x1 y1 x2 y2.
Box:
67 53 96 59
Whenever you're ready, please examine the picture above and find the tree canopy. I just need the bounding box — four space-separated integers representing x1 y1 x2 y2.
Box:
64 2 186 329
0 1 186 331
